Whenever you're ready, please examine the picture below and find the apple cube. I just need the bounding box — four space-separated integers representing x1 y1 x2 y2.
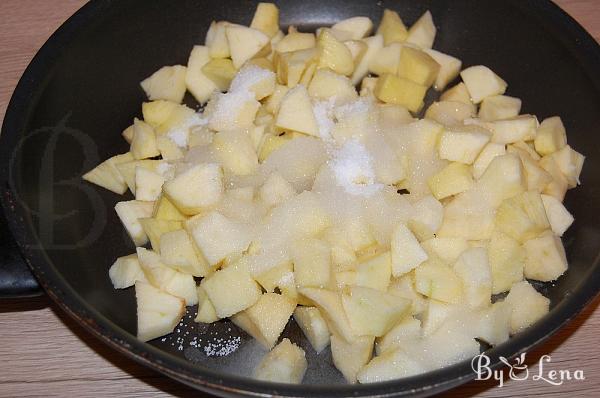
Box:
406 11 436 48
421 237 469 264
308 68 358 103
424 101 475 126
539 155 569 201
185 46 218 103
507 145 552 192
552 145 585 188
135 282 185 342
534 116 567 156
130 118 159 160
225 25 270 69
427 162 474 200
152 195 186 221
331 334 374 383
264 84 289 114
332 16 373 40
212 130 258 176
472 143 506 179
489 229 525 294
293 306 331 353
478 95 522 121
368 43 402 76
414 258 463 304
109 254 146 289
541 194 574 236
253 338 307 384
423 48 461 91
291 238 331 289
355 251 392 292
275 30 315 53
201 58 236 92
83 152 133 194
397 46 440 87
250 3 280 38
208 91 260 132
375 316 421 355
495 191 550 243
259 172 296 207
377 9 408 45
341 286 410 337
351 34 384 85
453 247 492 309
317 29 354 76
156 135 184 161
202 261 262 318
229 64 277 100
243 293 297 349
505 281 550 334
391 223 428 276
160 229 210 277
163 163 223 215
490 115 538 144
420 299 458 336
139 218 182 252
194 284 219 323
115 200 155 246
298 287 355 342
186 211 253 266
205 21 231 58
277 47 318 88
164 272 198 306
275 85 319 136
440 82 472 105
140 65 187 104
408 195 444 241
460 65 507 103
438 125 491 164
374 73 427 113
387 275 428 316
524 232 568 282
358 346 426 383
134 167 164 202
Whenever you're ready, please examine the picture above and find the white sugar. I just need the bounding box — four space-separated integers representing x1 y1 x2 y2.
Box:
203 336 241 357
167 113 207 148
312 97 337 142
229 64 274 93
167 129 188 147
330 139 383 196
334 97 371 121
209 90 256 127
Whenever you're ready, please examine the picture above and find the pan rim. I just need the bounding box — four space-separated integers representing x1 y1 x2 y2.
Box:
1 0 600 396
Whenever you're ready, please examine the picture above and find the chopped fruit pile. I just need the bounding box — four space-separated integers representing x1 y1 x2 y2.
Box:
83 2 584 385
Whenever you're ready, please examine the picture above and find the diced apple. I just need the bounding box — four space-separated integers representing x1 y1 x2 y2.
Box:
309 68 358 103
250 3 280 38
408 195 444 241
140 65 187 104
423 48 461 91
253 338 307 384
351 35 384 85
109 254 146 289
488 229 525 294
134 168 164 202
83 152 134 194
425 101 475 126
130 118 159 160
264 84 289 114
460 65 507 104
391 223 428 276
495 191 550 243
420 299 458 336
387 275 428 316
225 25 270 69
242 293 297 349
122 125 134 144
477 153 526 206
552 145 585 188
205 21 231 58
374 73 427 113
275 30 316 53
377 9 408 45
331 334 374 383
453 247 492 309
368 43 402 76
152 195 186 221
201 58 236 92
332 16 373 40
163 163 223 215
490 115 538 144
397 46 440 87
406 11 436 48
298 287 355 342
421 237 469 264
355 251 392 292
259 172 296 207
541 194 574 236
291 238 331 289
472 143 506 179
427 162 474 200
534 116 567 156
202 261 262 318
358 346 426 383
186 211 253 266
479 95 522 121
275 85 319 136
438 125 491 164
185 46 218 103
135 281 185 342
293 306 330 353
160 229 210 276
375 316 421 355
414 257 463 304
139 218 182 252
524 231 568 282
507 145 552 192
277 48 318 88
539 155 569 201
208 91 260 132
229 64 277 100
505 281 549 334
195 284 219 323
156 135 184 161
317 30 354 76
164 272 198 306
212 130 258 176
115 200 155 246
440 82 472 105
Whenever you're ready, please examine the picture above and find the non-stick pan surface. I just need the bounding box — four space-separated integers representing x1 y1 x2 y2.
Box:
1 0 600 396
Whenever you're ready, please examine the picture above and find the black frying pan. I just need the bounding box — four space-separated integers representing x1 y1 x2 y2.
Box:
1 0 600 396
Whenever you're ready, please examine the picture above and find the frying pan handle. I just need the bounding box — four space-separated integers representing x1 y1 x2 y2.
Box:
0 207 42 298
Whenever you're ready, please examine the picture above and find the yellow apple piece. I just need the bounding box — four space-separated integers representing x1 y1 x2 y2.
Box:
225 25 270 69
440 82 473 105
205 21 231 58
489 115 538 144
240 292 297 349
397 46 440 87
358 345 427 383
414 258 464 304
195 284 219 323
421 237 469 265
351 34 384 85
140 65 187 104
377 9 408 45
331 334 374 383
122 125 134 144
264 84 289 114
253 338 307 384
201 58 236 92
406 11 436 49
478 95 522 121
139 217 182 252
275 29 316 53
390 223 428 277
109 254 146 289
489 229 525 294
291 238 331 289
130 118 159 160
299 287 355 342
135 281 185 342
423 48 462 91
293 306 331 353
425 101 475 126
355 251 392 292
375 316 421 355
472 142 506 179
453 247 492 309
460 65 507 104
259 172 296 207
332 16 373 40
185 45 218 103
83 152 133 194
368 43 402 76
504 281 549 334
495 191 550 243
308 68 358 103
163 163 223 215
534 116 567 156
208 91 260 132
427 162 474 200
160 229 210 277
552 145 585 188
212 130 258 175
275 85 319 136
114 200 154 246
134 167 164 202
523 231 568 282
250 2 280 38
541 194 574 236
374 73 427 113
317 29 354 76
438 124 491 164
152 195 186 221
